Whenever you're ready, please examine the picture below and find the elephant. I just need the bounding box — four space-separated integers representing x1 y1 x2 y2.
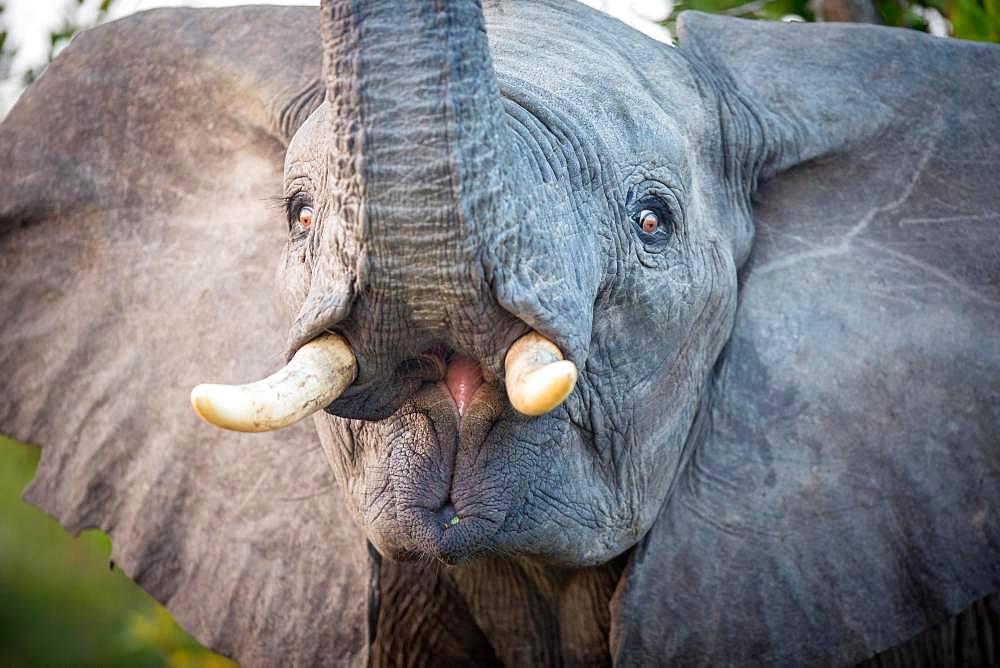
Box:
1 0 998 665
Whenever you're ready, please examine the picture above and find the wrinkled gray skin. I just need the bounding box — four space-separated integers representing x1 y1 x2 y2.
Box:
1 1 998 666
290 0 737 569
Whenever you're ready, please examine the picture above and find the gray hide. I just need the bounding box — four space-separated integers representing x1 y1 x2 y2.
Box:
0 2 997 666
611 12 1000 666
0 8 371 666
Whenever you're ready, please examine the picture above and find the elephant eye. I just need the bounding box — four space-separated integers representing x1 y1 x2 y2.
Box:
639 210 659 234
282 191 314 233
298 206 314 229
630 198 672 244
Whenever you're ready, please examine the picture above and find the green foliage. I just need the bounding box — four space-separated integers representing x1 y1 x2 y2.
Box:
0 4 8 86
673 0 814 21
670 0 1000 40
874 0 925 28
0 436 233 667
949 0 1000 40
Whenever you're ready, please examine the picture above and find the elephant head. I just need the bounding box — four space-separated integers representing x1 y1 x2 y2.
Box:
198 0 743 570
1 1 998 665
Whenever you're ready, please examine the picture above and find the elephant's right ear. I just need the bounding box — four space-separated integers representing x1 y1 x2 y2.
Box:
608 13 999 666
0 7 373 665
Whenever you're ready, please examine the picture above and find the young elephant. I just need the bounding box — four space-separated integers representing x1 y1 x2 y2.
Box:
1 1 998 665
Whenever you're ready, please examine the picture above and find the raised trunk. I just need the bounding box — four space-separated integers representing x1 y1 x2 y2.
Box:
320 0 515 348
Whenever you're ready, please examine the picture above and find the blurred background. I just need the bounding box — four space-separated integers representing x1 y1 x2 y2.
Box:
0 436 233 666
0 0 997 664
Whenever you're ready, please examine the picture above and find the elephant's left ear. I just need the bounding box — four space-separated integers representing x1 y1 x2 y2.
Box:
0 7 373 665
611 13 1000 666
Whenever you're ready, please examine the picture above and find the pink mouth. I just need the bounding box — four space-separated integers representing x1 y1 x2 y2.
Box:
444 354 484 416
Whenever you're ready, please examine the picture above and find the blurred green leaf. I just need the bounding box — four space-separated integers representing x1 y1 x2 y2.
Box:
669 0 999 41
0 435 234 667
950 0 1000 39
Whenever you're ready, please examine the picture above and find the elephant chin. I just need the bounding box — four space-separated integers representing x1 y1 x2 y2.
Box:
358 379 512 565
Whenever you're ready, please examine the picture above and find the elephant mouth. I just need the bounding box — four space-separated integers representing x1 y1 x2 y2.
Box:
375 351 512 565
398 479 505 566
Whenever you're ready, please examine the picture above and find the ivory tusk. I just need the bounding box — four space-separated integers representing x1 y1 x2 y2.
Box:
504 331 578 417
191 333 357 433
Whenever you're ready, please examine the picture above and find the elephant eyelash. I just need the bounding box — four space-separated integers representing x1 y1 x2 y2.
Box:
281 194 298 222
266 194 297 221
273 192 314 228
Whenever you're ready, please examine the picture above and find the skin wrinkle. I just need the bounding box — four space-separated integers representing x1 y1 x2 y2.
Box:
501 101 558 184
275 78 324 143
501 82 594 197
491 86 605 361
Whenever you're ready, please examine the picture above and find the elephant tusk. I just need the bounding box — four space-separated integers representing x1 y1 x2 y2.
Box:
504 331 578 417
190 333 357 433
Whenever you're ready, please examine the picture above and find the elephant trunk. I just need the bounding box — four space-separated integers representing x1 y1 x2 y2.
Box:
319 0 515 339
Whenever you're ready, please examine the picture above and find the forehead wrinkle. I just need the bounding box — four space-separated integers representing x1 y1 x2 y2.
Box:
283 143 324 183
283 102 330 180
492 46 696 203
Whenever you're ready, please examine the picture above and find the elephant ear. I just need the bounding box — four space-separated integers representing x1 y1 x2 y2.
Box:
0 7 372 665
612 13 1000 666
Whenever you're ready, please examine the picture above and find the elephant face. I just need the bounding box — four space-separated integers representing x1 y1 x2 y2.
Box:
274 8 741 565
